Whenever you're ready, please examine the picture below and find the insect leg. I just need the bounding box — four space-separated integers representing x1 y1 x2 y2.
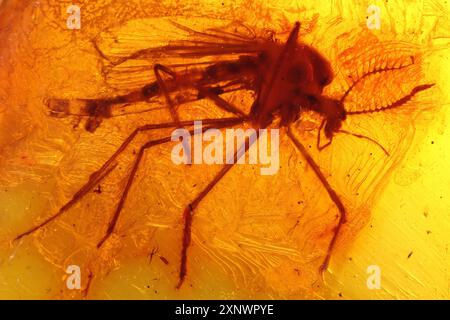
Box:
316 119 332 151
154 63 195 162
154 65 249 120
337 130 390 156
153 64 181 123
14 118 242 242
287 127 347 275
316 119 389 155
96 118 244 248
176 131 260 289
197 85 248 119
81 270 94 297
153 64 249 162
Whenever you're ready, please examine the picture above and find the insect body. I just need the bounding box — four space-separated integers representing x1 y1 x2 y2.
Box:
15 21 434 291
49 22 336 132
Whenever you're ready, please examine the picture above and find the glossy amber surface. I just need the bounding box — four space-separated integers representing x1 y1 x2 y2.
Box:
0 0 449 299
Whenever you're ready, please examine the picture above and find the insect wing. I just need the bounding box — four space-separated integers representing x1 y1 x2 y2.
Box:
94 17 270 92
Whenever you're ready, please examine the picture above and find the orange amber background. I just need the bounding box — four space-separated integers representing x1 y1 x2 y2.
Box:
0 0 449 299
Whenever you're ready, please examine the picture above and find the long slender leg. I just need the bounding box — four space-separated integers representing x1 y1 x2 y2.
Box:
155 63 249 119
155 64 251 160
176 131 260 289
153 64 180 123
96 119 244 248
48 77 250 122
337 130 390 156
287 127 347 274
316 119 332 151
197 86 248 119
14 117 242 241
96 135 176 248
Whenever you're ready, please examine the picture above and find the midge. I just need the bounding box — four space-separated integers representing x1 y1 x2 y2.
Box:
14 21 434 289
171 120 280 175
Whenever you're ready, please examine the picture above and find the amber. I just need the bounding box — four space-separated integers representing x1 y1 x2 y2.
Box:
0 0 449 299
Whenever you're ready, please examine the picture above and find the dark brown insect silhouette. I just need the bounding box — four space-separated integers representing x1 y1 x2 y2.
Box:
13 21 434 289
